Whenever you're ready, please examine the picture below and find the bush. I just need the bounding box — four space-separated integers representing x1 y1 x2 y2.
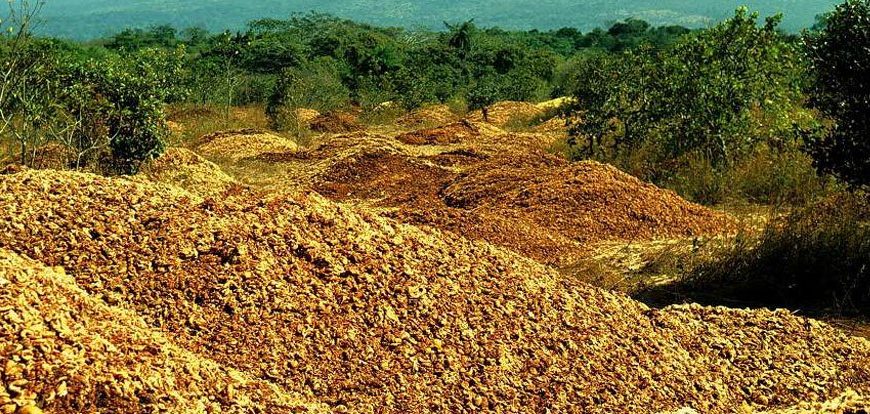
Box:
805 0 870 189
70 47 185 173
2 7 181 174
0 38 65 166
266 57 350 131
565 8 814 179
467 76 500 113
356 76 404 125
640 194 870 315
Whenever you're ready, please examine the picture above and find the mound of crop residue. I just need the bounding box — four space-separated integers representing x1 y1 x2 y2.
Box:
422 148 490 168
0 250 327 414
225 133 409 191
395 120 505 146
535 96 576 111
480 131 562 150
140 147 240 198
466 101 545 126
300 139 729 265
314 149 453 206
397 104 459 128
195 129 299 162
294 108 322 125
302 140 580 263
167 120 185 135
1 169 868 412
395 120 480 145
763 390 868 413
387 206 587 266
443 154 735 243
309 111 364 133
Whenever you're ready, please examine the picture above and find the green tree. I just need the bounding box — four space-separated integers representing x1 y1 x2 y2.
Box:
566 8 811 180
1 0 59 165
67 47 187 173
446 20 476 59
467 76 500 121
266 57 350 130
105 25 179 50
203 31 245 118
805 0 870 188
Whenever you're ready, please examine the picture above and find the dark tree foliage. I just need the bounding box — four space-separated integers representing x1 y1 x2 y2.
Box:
105 25 179 50
78 48 186 173
805 0 870 188
86 12 692 111
4 10 701 176
266 57 350 130
565 8 811 181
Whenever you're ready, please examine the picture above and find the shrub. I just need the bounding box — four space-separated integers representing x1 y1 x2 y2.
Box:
662 145 834 205
1 2 61 165
565 8 814 178
805 0 870 189
71 47 185 173
266 57 350 131
467 76 500 114
392 66 443 110
356 76 404 125
0 38 64 166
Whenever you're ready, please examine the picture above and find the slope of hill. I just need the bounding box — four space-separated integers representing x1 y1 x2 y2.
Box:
0 165 868 412
0 250 328 414
39 0 837 39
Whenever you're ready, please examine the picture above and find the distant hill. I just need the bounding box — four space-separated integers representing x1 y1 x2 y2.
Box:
39 0 837 39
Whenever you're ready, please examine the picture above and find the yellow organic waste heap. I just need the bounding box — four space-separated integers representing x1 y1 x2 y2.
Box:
0 169 868 413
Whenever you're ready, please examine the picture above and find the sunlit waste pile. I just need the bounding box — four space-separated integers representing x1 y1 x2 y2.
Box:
1 169 868 413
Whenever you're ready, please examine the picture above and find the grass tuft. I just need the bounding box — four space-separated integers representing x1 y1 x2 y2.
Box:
638 193 870 316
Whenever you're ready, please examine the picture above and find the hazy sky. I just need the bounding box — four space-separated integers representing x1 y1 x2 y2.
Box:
38 0 838 39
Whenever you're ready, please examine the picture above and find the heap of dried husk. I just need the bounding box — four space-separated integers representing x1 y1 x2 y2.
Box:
308 143 733 264
395 120 560 152
140 147 240 198
294 108 322 125
309 112 365 133
395 120 487 145
535 96 576 111
309 144 587 265
196 129 299 162
0 169 868 413
442 153 736 242
0 250 327 414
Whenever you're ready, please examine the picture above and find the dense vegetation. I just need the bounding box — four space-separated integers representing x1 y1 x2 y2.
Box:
3 1 867 192
806 0 870 188
638 194 870 316
564 5 868 204
1 3 700 171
